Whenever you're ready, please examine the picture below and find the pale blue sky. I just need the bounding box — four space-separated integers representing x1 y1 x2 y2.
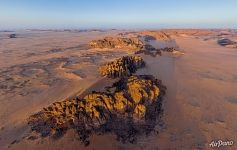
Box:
0 0 237 29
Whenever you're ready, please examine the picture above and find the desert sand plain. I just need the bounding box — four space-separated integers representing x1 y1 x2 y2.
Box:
0 29 237 150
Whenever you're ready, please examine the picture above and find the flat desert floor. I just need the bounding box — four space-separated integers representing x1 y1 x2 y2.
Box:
0 29 237 150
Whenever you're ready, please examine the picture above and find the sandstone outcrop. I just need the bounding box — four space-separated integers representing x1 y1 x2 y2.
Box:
89 37 144 50
99 56 145 78
135 46 177 57
89 35 177 57
28 75 166 145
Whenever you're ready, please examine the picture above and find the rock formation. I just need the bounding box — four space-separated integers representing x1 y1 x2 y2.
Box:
99 56 145 78
89 35 178 57
28 75 166 145
135 46 177 57
89 37 144 50
9 34 16 38
218 38 237 48
140 31 172 41
28 43 168 146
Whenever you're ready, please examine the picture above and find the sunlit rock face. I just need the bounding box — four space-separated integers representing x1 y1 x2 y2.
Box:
89 37 144 50
28 75 166 146
99 56 145 78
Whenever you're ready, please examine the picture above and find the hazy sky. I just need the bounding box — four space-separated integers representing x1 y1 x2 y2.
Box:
0 0 237 29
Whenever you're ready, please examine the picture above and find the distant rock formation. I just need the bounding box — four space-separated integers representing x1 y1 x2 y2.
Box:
89 36 178 57
28 75 166 145
218 38 234 46
140 31 172 41
218 38 237 48
117 31 172 41
161 29 214 37
9 34 16 38
99 56 145 78
89 37 144 50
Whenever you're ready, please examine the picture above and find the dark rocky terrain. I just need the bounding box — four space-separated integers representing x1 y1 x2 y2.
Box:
218 38 237 48
135 47 177 57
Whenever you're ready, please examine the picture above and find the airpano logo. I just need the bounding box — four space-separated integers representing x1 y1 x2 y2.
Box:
209 140 234 148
